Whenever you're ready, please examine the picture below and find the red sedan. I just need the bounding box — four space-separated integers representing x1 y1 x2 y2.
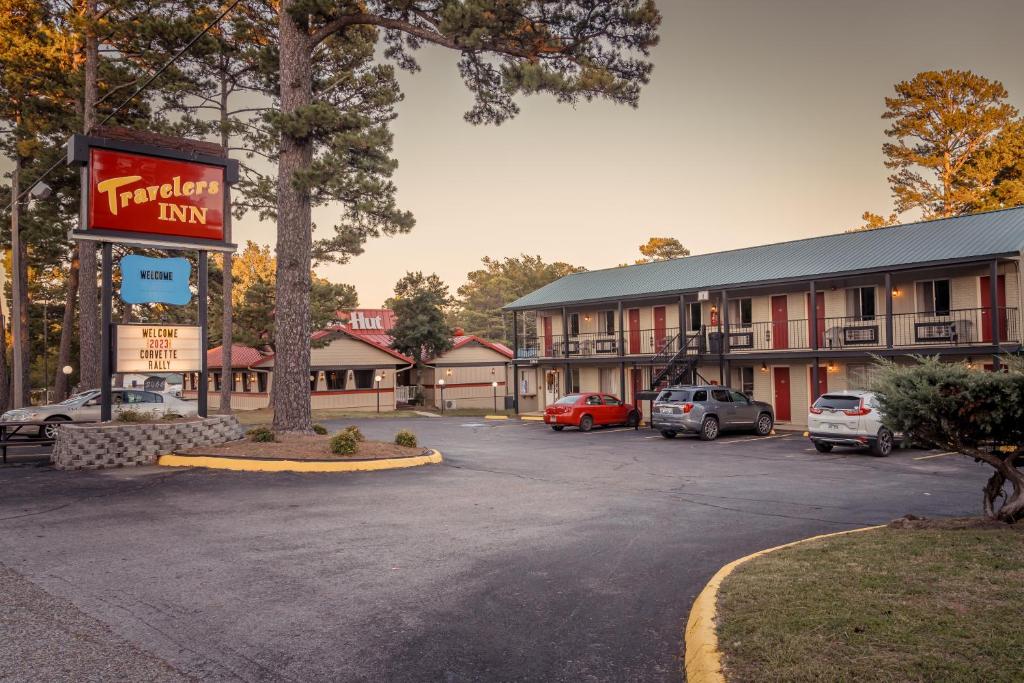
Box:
544 392 640 432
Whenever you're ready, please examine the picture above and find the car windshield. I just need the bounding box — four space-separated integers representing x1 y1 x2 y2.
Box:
555 394 582 405
57 391 96 406
814 394 862 410
656 389 690 403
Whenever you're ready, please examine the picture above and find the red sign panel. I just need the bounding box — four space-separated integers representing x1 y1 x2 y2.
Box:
88 148 225 241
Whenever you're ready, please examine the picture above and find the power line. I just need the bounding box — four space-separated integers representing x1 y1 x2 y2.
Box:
8 0 243 210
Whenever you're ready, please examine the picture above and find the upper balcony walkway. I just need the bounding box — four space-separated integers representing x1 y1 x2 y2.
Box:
514 307 1020 361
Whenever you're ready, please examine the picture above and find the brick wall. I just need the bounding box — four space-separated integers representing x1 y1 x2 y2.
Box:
51 415 244 470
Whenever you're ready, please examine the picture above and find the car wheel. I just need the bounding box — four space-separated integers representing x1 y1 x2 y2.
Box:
660 430 677 439
43 417 70 440
551 425 564 432
626 411 640 428
813 441 833 453
699 416 719 441
755 412 774 436
872 428 894 457
578 415 593 432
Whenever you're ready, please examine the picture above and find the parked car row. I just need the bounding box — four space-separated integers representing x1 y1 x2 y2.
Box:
543 386 900 456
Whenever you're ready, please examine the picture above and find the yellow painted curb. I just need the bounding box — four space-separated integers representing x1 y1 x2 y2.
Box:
684 524 885 683
157 449 443 473
520 415 545 422
485 415 509 420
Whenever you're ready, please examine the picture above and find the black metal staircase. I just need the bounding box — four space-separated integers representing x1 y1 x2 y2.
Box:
650 330 706 390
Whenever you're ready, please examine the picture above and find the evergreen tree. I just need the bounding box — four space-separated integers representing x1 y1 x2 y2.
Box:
636 236 689 263
388 275 452 363
269 1 662 431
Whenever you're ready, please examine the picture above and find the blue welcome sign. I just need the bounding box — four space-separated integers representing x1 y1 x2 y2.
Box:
119 255 192 305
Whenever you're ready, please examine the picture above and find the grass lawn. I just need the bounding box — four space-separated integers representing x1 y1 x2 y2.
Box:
716 519 1024 683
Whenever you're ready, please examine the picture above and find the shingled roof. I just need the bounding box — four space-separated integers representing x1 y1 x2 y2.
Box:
504 207 1024 311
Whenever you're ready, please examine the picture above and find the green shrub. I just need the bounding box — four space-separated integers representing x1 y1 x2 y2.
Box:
343 425 365 442
394 429 417 448
116 409 152 423
162 412 184 421
312 424 328 435
246 426 276 443
330 431 358 455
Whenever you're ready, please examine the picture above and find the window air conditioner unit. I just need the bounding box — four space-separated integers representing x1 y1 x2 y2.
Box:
445 400 457 410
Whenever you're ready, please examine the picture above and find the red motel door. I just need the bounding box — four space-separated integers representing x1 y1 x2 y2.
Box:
806 292 825 348
980 275 1007 342
653 306 667 351
809 366 827 401
771 295 789 349
773 367 791 421
543 316 553 356
628 309 641 354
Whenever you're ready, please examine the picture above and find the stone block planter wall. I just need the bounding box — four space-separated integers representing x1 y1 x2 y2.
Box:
51 415 245 470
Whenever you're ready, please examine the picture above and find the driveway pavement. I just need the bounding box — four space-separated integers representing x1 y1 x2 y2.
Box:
0 418 987 681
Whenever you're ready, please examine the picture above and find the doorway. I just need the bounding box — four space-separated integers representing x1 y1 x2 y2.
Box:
771 295 789 349
544 369 561 407
980 274 1007 342
773 366 791 421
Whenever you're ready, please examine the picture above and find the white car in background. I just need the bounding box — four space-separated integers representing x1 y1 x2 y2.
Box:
1 389 197 439
807 390 896 457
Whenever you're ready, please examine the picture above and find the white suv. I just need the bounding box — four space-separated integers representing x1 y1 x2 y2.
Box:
807 390 896 457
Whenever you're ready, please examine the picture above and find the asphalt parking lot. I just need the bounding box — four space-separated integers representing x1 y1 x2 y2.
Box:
0 417 988 681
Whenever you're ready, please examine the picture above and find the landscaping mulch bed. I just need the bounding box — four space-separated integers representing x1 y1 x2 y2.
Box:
716 519 1024 682
179 434 428 460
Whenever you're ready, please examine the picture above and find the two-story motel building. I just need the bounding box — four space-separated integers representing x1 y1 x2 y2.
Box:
504 208 1024 427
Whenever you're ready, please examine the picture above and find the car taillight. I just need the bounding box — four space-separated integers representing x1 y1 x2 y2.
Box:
681 403 694 414
809 405 823 414
843 402 872 416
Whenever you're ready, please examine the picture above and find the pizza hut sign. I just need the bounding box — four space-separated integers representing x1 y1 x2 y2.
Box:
87 148 225 242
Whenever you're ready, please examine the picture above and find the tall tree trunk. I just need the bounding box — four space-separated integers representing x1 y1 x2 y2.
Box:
54 248 79 399
16 216 30 406
219 64 233 414
271 3 313 432
9 152 27 408
77 0 101 390
0 314 9 413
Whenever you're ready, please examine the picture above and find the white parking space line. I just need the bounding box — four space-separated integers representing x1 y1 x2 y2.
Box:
582 428 636 435
712 434 793 444
913 451 959 461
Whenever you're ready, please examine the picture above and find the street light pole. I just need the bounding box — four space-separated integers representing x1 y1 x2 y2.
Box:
438 378 446 414
375 374 382 414
62 365 73 400
492 380 498 413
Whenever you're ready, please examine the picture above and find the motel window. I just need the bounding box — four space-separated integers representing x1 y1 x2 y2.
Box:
212 372 221 391
598 310 616 335
730 298 752 327
353 369 376 389
917 280 951 316
310 372 318 391
847 286 876 321
569 368 581 393
740 366 754 396
256 372 268 393
568 312 580 336
847 363 879 390
242 372 252 393
688 302 703 332
325 370 346 391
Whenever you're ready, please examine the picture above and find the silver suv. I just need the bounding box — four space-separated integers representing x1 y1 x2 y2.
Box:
650 385 774 441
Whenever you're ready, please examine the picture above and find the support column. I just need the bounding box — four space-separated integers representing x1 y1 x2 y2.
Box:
679 294 687 351
100 243 112 421
512 310 519 413
884 272 894 350
810 280 819 399
562 306 571 393
990 259 1001 371
719 291 728 385
618 302 625 396
197 251 208 417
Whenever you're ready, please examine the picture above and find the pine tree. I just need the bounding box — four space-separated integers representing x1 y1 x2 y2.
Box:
636 236 689 263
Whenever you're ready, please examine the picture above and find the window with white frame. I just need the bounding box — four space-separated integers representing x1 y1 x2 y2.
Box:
847 363 879 390
569 367 581 393
568 312 580 336
847 286 876 321
730 298 753 327
598 310 616 335
688 302 703 331
917 279 951 316
740 366 754 395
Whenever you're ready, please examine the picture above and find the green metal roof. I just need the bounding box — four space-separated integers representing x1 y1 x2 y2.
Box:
504 207 1024 310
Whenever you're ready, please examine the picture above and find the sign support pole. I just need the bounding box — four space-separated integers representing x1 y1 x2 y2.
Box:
198 250 209 418
100 242 113 421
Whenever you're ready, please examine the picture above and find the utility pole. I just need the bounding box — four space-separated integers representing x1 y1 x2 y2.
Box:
10 156 24 408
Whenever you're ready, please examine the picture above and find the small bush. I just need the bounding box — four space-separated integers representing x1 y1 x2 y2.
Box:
312 424 328 435
330 431 358 455
343 425 365 442
394 429 417 448
162 412 184 421
247 426 276 443
116 409 152 423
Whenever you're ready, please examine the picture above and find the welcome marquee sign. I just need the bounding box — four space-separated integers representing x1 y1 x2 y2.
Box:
67 131 239 419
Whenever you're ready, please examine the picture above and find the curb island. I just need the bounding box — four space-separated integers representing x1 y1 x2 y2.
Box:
158 448 443 473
